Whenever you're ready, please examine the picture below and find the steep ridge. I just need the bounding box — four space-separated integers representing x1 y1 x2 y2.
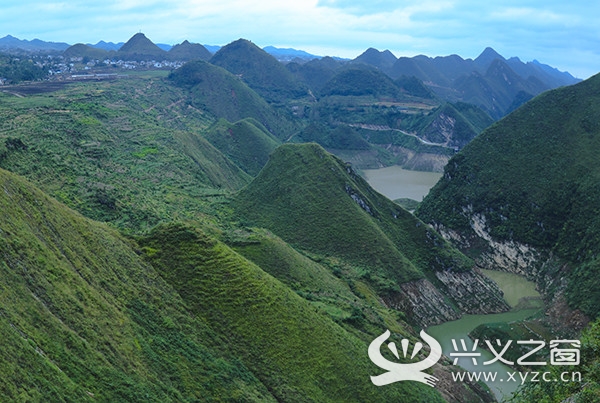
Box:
210 38 307 102
0 168 272 401
233 143 509 326
169 59 299 139
416 73 600 329
117 33 167 61
203 117 280 176
139 222 447 402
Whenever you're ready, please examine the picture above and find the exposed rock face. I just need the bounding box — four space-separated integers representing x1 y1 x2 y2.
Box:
435 213 541 276
469 214 541 275
434 269 509 314
432 212 591 335
383 270 509 328
384 279 461 327
422 113 456 146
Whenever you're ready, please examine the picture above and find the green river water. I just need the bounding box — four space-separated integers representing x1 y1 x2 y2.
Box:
363 166 545 401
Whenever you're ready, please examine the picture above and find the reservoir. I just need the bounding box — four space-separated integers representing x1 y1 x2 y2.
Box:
361 166 442 201
362 165 544 400
428 271 543 401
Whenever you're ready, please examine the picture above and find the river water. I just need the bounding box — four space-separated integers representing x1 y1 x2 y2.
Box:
428 303 541 401
361 166 442 201
362 166 544 401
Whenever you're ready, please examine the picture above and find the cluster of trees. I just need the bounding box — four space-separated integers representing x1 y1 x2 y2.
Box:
0 54 47 83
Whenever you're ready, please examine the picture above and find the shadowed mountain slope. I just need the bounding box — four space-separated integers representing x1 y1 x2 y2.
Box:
233 143 508 325
169 59 299 139
167 40 212 61
210 38 308 102
417 73 600 321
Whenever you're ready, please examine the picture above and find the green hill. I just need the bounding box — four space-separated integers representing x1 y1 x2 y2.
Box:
203 117 280 176
352 48 398 72
395 75 437 99
319 66 404 98
117 33 167 61
232 143 503 303
169 59 299 139
417 73 600 319
0 74 250 232
140 222 445 403
167 40 212 61
210 38 308 102
63 43 110 60
0 168 272 401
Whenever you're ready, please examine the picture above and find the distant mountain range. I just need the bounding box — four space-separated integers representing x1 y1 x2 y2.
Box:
0 34 318 61
350 47 580 119
0 33 578 81
0 34 70 52
1 32 581 121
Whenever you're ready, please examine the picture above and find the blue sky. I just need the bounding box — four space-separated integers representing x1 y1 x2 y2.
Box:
2 0 598 78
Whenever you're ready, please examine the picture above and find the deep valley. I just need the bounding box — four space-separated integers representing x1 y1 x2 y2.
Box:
0 33 597 402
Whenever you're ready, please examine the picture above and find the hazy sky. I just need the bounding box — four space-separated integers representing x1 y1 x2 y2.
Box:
2 0 599 78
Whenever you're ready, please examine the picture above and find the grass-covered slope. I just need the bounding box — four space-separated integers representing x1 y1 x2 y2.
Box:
319 66 404 98
210 39 308 103
139 222 445 403
0 76 251 232
233 143 473 291
0 168 273 401
203 117 280 176
0 166 447 402
413 103 493 148
228 227 418 340
417 73 600 317
169 59 299 139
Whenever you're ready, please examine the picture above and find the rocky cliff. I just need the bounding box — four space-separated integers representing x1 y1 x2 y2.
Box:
383 269 509 327
430 214 590 335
